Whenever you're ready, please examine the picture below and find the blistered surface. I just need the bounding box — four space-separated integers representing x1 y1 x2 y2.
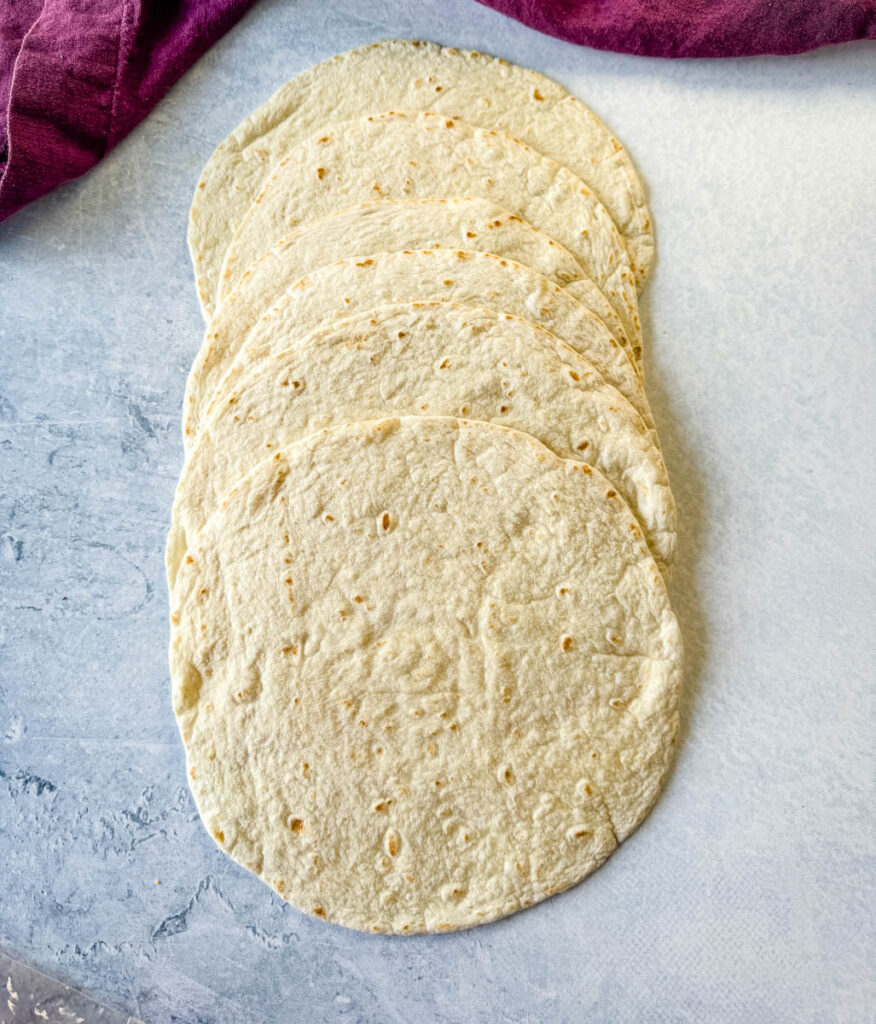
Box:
181 197 630 442
170 417 681 933
186 248 647 441
168 302 673 583
218 111 641 347
189 39 653 319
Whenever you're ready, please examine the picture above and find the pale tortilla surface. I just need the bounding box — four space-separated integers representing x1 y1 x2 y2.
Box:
189 39 653 320
188 197 630 422
217 112 642 356
170 417 681 934
168 302 674 585
186 248 649 444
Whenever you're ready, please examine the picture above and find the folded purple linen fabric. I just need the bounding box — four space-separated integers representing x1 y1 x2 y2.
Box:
0 0 258 223
475 0 876 58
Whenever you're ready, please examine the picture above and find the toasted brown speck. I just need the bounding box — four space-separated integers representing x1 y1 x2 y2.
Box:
384 829 402 857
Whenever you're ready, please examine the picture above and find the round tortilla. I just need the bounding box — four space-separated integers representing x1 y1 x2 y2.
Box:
216 111 641 355
188 39 653 322
170 416 682 934
167 302 675 586
186 248 650 445
204 196 629 357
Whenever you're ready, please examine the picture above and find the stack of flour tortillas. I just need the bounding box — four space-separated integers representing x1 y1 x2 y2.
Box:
168 40 682 934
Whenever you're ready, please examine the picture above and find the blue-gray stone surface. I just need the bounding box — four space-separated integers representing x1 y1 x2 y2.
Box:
1 2 874 1021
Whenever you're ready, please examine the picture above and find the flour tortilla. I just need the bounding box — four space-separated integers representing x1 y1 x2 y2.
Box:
168 302 674 586
207 196 630 356
170 416 682 933
189 39 653 322
188 249 650 447
217 111 642 358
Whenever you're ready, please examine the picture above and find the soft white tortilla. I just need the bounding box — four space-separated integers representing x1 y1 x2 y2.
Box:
168 302 675 585
188 39 653 322
187 248 650 446
216 111 642 358
203 196 630 359
170 416 682 933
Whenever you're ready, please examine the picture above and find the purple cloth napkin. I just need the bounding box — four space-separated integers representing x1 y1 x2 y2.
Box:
0 0 258 224
476 0 876 58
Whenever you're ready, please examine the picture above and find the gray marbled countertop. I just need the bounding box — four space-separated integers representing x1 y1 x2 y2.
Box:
1 2 874 1022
